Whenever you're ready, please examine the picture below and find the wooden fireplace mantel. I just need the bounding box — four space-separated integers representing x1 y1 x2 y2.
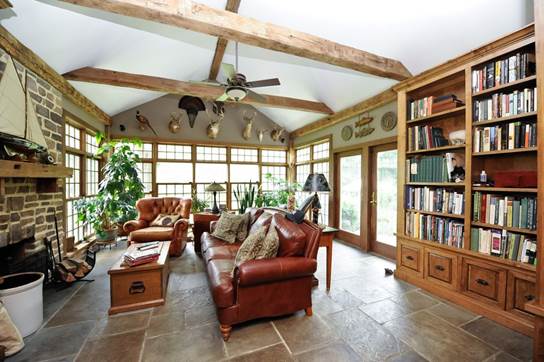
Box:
0 160 72 178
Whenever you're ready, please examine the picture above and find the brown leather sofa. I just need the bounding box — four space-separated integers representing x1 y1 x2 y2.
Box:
201 208 322 341
123 197 191 257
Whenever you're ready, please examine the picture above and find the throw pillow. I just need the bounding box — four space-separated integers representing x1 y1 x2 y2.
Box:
212 212 245 243
233 226 269 269
257 225 279 259
150 214 181 227
236 212 251 242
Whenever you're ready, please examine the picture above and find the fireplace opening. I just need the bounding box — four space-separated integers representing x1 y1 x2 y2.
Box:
0 236 48 277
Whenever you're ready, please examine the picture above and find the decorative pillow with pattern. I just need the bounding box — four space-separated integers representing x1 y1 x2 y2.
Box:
233 226 269 269
150 214 181 227
258 225 279 259
236 212 251 242
212 212 245 243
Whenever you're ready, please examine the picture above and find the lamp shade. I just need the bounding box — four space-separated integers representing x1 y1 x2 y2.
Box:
302 173 330 192
205 182 226 192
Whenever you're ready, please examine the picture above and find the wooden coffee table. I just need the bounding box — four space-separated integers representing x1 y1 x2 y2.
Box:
108 241 170 315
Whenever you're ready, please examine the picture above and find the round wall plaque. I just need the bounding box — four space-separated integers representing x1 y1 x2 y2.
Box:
341 125 353 141
381 111 397 131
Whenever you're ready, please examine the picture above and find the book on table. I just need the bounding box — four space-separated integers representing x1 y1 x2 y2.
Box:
124 242 162 266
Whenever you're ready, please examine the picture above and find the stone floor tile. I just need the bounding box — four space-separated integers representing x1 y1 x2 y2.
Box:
184 303 217 327
294 341 360 362
311 289 344 315
146 311 186 338
89 310 150 337
389 290 439 312
224 321 280 358
325 288 364 309
462 317 532 361
427 302 478 326
359 299 411 324
384 311 496 362
229 343 293 362
386 350 428 362
337 278 393 304
273 312 336 354
484 352 522 362
155 285 213 315
75 329 145 362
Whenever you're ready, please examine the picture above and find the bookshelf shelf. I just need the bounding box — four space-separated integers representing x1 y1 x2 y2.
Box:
406 144 466 155
472 111 537 127
407 106 465 125
472 75 537 98
471 221 537 235
472 186 538 193
406 182 465 188
472 147 537 156
406 209 465 220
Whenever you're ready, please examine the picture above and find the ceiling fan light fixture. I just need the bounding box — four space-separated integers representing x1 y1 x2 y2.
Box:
225 86 247 101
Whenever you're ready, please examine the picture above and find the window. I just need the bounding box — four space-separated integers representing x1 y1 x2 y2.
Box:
136 162 153 194
85 133 99 155
158 183 192 199
262 149 287 163
65 153 80 199
196 146 226 161
158 144 191 160
231 148 258 163
229 164 259 183
86 158 99 195
313 142 329 160
129 142 153 159
156 162 193 199
261 166 286 192
65 124 80 149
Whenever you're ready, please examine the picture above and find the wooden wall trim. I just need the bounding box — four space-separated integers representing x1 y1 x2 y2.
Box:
208 0 241 80
0 0 12 9
0 26 112 125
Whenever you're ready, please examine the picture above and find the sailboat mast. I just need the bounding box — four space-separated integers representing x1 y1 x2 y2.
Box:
24 71 28 139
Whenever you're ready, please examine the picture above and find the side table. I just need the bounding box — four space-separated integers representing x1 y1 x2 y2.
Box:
319 227 337 291
193 212 220 255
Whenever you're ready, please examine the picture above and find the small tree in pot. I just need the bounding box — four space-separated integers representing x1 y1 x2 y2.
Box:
75 135 145 241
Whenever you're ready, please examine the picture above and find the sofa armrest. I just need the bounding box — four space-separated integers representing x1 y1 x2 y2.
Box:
210 220 218 233
123 219 148 233
237 257 317 287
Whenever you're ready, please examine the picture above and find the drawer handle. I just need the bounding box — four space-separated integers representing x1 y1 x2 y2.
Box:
525 294 535 301
129 281 146 294
406 255 414 261
435 265 445 271
476 278 489 286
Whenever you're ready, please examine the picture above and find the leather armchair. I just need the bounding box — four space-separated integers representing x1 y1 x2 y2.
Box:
200 208 322 341
123 197 191 257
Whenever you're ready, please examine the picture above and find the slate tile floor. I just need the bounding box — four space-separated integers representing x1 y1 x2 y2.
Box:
8 240 532 362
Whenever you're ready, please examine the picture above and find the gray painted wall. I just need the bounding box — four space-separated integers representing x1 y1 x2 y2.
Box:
294 101 398 149
63 98 106 133
111 94 288 147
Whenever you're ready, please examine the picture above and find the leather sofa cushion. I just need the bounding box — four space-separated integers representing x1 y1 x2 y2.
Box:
204 244 240 263
273 214 306 257
207 259 236 308
129 226 173 242
248 212 273 234
201 232 231 253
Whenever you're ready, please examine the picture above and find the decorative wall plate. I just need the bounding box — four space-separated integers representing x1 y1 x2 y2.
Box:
341 125 353 141
381 111 397 131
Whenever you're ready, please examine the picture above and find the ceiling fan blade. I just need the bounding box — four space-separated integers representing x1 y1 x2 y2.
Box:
221 63 237 79
189 80 225 87
246 89 266 102
216 93 230 102
245 78 281 88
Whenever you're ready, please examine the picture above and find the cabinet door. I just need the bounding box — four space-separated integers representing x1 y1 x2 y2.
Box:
461 257 506 308
506 270 536 320
424 248 458 289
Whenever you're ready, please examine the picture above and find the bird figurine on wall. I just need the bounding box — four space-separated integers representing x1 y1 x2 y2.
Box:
136 110 158 136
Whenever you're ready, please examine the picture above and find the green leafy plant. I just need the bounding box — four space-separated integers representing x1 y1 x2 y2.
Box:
75 134 145 239
233 182 256 214
191 188 209 213
256 174 301 207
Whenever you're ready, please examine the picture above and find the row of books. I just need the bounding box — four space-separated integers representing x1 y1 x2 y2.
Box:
405 186 464 215
471 51 536 93
473 87 537 122
473 121 537 152
405 212 464 248
408 94 464 121
407 153 461 183
473 192 537 230
470 227 537 265
407 125 449 151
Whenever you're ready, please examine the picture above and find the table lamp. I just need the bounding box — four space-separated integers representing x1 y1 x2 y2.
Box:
205 182 225 214
302 173 331 224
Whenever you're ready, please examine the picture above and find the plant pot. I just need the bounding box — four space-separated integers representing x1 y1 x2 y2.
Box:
96 228 118 242
0 272 44 337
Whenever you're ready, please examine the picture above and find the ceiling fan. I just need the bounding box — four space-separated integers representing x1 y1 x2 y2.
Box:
199 42 281 102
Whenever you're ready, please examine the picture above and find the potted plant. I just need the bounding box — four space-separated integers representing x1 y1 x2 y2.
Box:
75 135 145 242
233 181 256 214
255 174 301 208
191 189 209 213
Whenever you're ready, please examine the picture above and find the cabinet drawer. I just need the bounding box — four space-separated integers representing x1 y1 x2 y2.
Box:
400 243 421 272
507 271 536 318
461 258 506 308
425 249 457 288
110 269 165 311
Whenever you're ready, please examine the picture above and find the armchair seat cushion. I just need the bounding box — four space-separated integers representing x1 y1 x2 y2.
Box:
207 259 236 308
129 226 173 242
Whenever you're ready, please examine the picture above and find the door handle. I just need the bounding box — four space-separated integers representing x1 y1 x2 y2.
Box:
370 191 377 205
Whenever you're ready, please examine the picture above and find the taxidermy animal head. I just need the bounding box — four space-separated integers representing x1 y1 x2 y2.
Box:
242 110 256 140
178 96 206 128
206 101 225 140
270 127 284 142
168 112 182 134
256 129 267 143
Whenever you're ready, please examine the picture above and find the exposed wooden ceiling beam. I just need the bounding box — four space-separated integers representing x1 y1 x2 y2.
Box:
63 67 333 114
0 26 112 125
208 0 241 80
291 87 397 138
0 0 12 9
58 0 412 80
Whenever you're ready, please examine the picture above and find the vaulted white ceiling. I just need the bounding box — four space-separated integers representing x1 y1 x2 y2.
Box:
0 0 534 131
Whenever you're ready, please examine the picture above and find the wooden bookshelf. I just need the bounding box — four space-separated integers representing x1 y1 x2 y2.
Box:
396 25 539 338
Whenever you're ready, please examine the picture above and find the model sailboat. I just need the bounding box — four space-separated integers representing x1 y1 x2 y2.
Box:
0 54 54 164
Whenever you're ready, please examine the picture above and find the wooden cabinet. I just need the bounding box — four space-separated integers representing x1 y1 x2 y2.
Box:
193 212 220 254
507 270 536 319
399 241 422 275
424 249 457 289
461 257 506 308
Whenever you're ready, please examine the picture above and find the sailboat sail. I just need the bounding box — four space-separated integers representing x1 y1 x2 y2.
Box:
0 55 48 149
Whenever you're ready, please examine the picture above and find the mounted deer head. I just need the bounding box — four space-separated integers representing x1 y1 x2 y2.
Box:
256 129 267 143
206 101 225 139
242 110 256 140
270 127 284 142
168 112 182 134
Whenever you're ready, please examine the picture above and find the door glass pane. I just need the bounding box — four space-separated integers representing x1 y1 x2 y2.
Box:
339 155 361 234
376 150 397 246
